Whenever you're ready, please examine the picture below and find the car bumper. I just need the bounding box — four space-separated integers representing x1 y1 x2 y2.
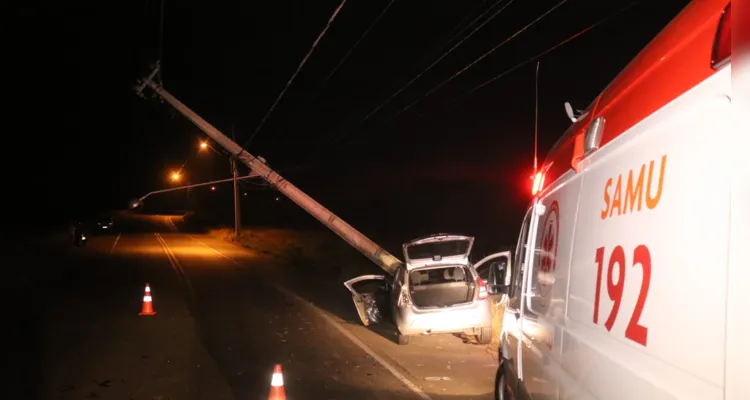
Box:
395 301 492 335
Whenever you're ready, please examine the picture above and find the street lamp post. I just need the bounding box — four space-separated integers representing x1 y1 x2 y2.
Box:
231 127 241 238
200 134 241 238
170 171 191 208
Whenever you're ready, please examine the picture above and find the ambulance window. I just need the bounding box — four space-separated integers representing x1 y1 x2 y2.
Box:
525 202 553 315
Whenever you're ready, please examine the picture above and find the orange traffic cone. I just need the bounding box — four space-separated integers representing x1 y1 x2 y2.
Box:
138 283 157 316
268 364 286 400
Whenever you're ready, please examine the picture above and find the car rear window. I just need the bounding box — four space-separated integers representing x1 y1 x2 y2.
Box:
406 240 470 260
409 266 469 286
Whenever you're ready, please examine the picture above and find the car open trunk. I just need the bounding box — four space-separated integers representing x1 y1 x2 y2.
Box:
408 265 475 308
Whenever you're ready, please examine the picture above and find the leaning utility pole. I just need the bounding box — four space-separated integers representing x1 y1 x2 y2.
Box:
231 126 241 238
135 64 403 275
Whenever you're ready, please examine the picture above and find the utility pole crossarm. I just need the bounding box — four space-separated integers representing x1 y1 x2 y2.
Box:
135 67 403 275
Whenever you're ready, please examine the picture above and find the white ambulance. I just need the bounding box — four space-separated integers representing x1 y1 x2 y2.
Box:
497 1 747 399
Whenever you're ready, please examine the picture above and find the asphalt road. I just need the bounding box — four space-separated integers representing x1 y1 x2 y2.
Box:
5 213 498 400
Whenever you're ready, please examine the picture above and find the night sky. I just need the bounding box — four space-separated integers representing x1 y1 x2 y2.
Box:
6 0 689 247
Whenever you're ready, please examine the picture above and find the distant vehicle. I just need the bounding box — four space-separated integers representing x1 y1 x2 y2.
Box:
497 1 740 399
346 234 511 345
96 215 114 231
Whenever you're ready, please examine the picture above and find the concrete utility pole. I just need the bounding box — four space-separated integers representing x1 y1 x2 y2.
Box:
231 126 241 238
135 63 403 275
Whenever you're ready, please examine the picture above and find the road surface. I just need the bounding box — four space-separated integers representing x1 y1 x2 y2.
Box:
7 212 498 399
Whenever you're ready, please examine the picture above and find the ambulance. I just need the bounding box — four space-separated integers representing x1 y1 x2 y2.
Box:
496 1 747 399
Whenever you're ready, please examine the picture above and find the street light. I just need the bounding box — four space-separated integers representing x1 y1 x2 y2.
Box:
211 186 216 191
131 173 262 209
199 141 208 150
171 172 182 181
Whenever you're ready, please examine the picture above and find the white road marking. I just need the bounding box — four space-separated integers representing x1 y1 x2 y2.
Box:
187 235 239 263
154 233 196 300
272 283 433 400
109 233 121 254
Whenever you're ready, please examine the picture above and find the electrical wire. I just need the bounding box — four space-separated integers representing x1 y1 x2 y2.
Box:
157 0 165 82
319 0 398 88
386 0 570 121
303 0 508 154
438 0 503 53
447 1 640 104
303 0 640 167
243 0 348 148
358 0 516 124
285 0 639 176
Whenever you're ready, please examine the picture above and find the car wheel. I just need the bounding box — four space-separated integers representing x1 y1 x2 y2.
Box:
477 327 492 344
397 333 410 345
495 362 511 400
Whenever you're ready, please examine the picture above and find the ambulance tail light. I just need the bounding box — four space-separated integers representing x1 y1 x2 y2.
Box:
531 171 545 196
711 2 731 69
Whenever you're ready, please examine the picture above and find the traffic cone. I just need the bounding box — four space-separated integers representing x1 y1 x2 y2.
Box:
138 283 157 316
268 364 286 400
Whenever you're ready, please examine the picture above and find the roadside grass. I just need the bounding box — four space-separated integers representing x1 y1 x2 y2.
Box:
208 226 383 281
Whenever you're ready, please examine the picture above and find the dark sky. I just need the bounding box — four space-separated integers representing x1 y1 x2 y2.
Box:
6 0 689 244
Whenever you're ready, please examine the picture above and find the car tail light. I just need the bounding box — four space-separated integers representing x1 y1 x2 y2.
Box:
397 288 412 307
477 279 489 300
711 2 731 69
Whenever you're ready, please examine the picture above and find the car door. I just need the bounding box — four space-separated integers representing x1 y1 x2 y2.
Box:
344 275 389 326
474 251 512 305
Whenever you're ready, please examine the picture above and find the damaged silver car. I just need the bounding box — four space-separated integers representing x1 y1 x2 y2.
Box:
345 234 511 345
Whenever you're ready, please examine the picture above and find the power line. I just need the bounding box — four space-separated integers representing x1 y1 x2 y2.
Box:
386 0 570 121
304 0 509 155
450 1 640 103
438 0 504 53
319 0 398 88
157 0 165 82
284 0 640 176
311 0 514 153
243 0 348 149
358 0 517 124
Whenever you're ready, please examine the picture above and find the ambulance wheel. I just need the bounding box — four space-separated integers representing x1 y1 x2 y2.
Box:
477 327 492 345
397 333 410 345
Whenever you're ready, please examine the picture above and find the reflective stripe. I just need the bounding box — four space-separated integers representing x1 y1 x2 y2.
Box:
145 286 151 293
271 372 284 387
143 296 152 302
